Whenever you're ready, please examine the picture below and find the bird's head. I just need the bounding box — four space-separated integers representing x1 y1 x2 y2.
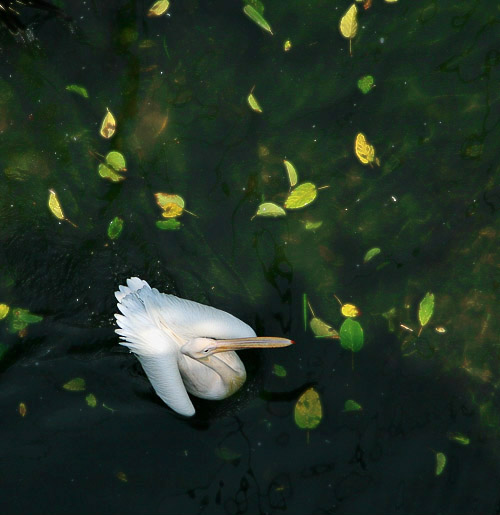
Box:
181 336 294 360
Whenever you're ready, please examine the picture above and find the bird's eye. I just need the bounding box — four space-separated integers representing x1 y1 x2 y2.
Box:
203 348 210 353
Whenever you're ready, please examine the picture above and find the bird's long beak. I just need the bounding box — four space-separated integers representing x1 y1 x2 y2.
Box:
212 336 294 353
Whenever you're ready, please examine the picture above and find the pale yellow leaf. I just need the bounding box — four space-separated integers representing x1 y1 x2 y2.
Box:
354 133 375 164
339 4 358 39
284 182 317 209
294 387 322 429
247 93 262 113
0 304 9 320
148 0 169 17
283 160 298 187
100 108 116 139
155 193 185 210
254 202 286 218
48 189 65 220
161 202 184 218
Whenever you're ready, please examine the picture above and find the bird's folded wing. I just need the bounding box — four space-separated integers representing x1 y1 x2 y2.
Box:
136 353 195 417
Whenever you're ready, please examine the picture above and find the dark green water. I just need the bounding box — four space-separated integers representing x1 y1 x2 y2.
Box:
1 1 499 513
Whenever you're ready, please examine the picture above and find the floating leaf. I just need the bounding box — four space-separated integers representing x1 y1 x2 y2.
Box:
155 193 185 210
148 0 169 16
344 399 362 412
364 247 381 262
65 84 89 99
85 393 97 408
247 92 263 113
9 308 42 333
310 317 339 339
435 326 446 334
0 304 9 320
447 432 470 445
305 221 322 230
341 303 360 318
339 4 358 55
215 446 242 462
357 76 374 94
243 5 273 35
48 189 65 221
294 387 322 429
355 133 375 165
418 292 435 327
100 108 116 139
303 293 308 331
273 364 287 377
108 217 124 240
339 318 364 352
116 471 128 482
63 377 86 391
254 202 286 218
283 160 298 187
435 452 446 476
284 182 317 209
99 151 127 182
18 402 27 417
156 219 181 230
284 40 292 52
161 203 184 218
385 0 398 2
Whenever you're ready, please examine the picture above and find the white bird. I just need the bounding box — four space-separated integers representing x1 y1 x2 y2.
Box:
115 277 293 416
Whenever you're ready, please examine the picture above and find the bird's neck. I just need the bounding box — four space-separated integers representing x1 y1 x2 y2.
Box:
204 354 246 398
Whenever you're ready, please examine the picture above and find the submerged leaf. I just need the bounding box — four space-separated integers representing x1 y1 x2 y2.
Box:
243 5 273 35
357 76 374 94
9 308 42 333
418 292 435 327
116 471 128 482
108 217 124 240
156 219 181 230
364 247 381 262
254 202 286 218
283 160 298 187
100 108 116 139
284 182 317 209
355 133 375 165
339 318 364 352
344 399 362 412
215 446 241 462
85 393 97 407
18 402 27 417
273 364 287 377
341 304 360 318
63 378 86 391
310 317 339 339
48 189 65 220
0 304 10 320
284 40 292 52
247 92 263 113
435 452 446 476
66 84 89 99
148 0 169 16
447 432 470 445
295 388 322 429
305 221 323 230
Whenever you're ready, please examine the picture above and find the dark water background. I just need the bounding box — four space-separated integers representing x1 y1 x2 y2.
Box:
1 1 499 513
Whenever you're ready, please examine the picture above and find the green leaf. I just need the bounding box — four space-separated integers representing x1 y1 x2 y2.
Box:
363 247 381 263
66 84 89 98
294 387 322 429
215 446 241 462
8 308 43 333
284 182 317 210
156 219 181 230
254 202 286 218
108 217 124 240
99 151 127 182
0 304 9 320
63 377 86 391
283 160 298 187
304 221 322 230
247 92 263 113
243 5 273 35
85 393 97 407
447 432 470 445
435 452 446 476
357 75 374 94
339 318 364 352
310 317 339 339
273 364 287 377
344 399 362 412
244 0 264 15
418 292 435 327
303 293 307 331
0 342 8 360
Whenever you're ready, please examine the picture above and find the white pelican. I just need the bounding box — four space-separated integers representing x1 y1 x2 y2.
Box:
115 278 293 416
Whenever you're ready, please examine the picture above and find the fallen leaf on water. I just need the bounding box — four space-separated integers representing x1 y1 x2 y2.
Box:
155 193 185 210
339 318 364 352
98 151 127 182
85 393 97 408
283 160 298 187
100 108 116 139
385 0 398 2
156 219 181 230
435 452 446 476
355 133 376 165
0 304 9 320
148 0 169 16
363 247 381 262
9 308 42 333
284 40 292 51
273 364 287 377
243 5 273 35
357 75 375 94
116 471 128 482
63 377 86 391
247 92 263 113
435 326 446 333
344 399 362 412
161 203 184 218
339 4 358 55
418 292 435 328
341 303 360 318
284 182 317 209
18 402 27 417
294 387 322 429
447 432 470 445
108 217 124 240
304 220 323 230
48 189 65 221
66 84 89 99
253 202 286 218
310 317 339 339
215 446 242 462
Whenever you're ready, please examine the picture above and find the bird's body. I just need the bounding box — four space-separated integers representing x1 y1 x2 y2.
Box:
115 278 292 416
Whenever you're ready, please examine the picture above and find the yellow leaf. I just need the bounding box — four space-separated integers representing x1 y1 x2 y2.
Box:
148 0 169 17
254 202 286 218
310 317 339 338
385 0 398 2
284 40 292 52
247 93 262 113
48 189 65 220
0 304 9 320
284 182 317 209
283 160 298 187
339 4 357 54
161 202 184 218
341 303 360 317
18 402 27 417
294 387 322 429
100 108 116 139
155 193 185 210
354 133 375 164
